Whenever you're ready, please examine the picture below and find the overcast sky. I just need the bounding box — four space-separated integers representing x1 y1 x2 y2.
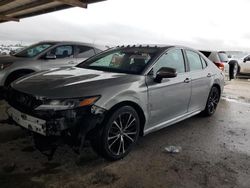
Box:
0 0 250 51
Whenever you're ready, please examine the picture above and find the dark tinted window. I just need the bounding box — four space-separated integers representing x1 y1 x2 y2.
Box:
218 52 228 62
76 46 95 58
49 45 73 58
199 51 211 58
186 50 203 71
200 56 207 68
154 49 185 74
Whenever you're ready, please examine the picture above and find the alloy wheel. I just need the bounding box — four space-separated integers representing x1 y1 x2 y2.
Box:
207 88 219 114
107 112 138 156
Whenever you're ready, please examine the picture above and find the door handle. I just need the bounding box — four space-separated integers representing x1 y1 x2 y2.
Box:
207 73 212 77
184 78 191 83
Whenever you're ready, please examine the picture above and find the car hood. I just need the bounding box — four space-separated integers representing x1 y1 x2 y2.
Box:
0 55 26 64
12 67 142 99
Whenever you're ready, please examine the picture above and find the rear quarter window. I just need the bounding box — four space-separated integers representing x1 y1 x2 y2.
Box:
76 46 95 58
186 50 203 71
199 51 211 58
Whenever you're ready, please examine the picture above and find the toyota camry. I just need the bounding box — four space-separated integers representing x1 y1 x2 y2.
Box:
6 45 224 160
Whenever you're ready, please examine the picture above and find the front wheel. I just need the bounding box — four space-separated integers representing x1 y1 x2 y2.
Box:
202 86 220 116
91 106 140 161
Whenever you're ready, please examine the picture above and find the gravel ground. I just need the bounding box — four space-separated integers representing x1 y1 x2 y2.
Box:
0 79 250 188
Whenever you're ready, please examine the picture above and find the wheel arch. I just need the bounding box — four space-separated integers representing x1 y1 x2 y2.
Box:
4 69 36 86
104 101 146 136
211 83 221 97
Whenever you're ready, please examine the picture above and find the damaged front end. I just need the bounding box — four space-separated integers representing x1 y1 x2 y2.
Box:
6 88 106 159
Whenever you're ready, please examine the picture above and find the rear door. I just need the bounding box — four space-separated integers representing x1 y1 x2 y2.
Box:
146 48 192 129
41 45 75 70
185 50 213 112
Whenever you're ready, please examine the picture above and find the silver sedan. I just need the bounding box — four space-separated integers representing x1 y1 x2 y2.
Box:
6 45 224 160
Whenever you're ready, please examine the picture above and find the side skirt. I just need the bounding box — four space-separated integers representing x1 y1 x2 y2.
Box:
143 110 201 136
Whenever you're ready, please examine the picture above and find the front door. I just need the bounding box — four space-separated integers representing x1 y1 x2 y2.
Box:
41 45 75 70
146 49 192 129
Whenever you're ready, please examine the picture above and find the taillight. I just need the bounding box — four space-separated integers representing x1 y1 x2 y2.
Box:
214 62 224 71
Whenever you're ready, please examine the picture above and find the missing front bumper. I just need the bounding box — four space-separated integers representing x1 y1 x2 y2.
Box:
7 107 47 135
7 105 106 137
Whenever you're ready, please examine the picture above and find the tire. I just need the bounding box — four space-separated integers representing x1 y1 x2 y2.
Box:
91 106 140 161
229 60 238 80
202 86 220 116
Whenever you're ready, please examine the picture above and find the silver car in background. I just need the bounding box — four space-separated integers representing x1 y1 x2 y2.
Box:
6 45 224 160
0 41 106 97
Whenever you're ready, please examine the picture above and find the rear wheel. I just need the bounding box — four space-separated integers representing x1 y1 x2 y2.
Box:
91 106 140 161
202 86 220 116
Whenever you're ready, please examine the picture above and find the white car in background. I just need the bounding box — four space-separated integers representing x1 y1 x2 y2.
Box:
200 51 232 79
238 55 250 74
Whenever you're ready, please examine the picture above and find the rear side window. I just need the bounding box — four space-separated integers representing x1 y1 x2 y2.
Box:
76 46 95 58
186 50 203 71
49 45 73 58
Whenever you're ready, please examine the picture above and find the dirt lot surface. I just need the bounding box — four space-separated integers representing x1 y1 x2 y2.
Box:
0 79 250 188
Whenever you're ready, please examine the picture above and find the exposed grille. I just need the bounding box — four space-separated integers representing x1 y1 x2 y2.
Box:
7 88 43 114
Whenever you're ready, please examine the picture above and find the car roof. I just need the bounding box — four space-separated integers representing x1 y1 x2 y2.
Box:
36 40 107 50
114 44 199 51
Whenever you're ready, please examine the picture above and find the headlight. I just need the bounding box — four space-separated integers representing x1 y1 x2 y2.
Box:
35 96 100 111
0 63 12 70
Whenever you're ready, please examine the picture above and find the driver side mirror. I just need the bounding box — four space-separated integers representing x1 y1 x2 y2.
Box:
45 54 56 60
243 57 250 63
154 67 177 83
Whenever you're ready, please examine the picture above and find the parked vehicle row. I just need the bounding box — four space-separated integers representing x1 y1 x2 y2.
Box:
200 50 250 80
0 41 106 98
0 46 24 56
231 54 250 75
4 45 224 160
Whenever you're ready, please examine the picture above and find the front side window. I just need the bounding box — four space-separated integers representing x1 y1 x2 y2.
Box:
76 46 95 58
186 50 203 71
14 43 53 58
153 49 185 74
48 45 73 58
77 47 158 74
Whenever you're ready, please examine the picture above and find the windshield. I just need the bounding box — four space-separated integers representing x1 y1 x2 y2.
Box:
14 43 53 58
77 47 159 74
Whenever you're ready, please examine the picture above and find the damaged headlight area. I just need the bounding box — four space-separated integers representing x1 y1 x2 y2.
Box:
6 89 108 159
35 96 101 111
